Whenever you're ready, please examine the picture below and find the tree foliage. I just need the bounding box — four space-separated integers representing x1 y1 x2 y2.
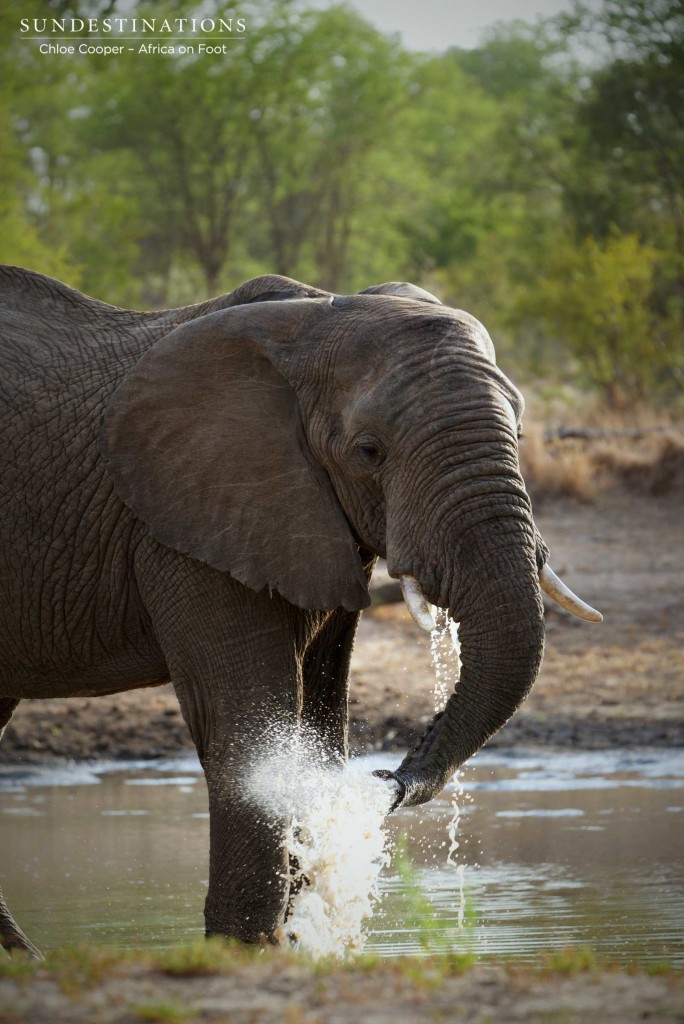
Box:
521 230 684 404
1 0 682 405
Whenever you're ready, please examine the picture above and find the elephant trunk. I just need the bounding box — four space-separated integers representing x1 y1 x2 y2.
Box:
383 518 545 807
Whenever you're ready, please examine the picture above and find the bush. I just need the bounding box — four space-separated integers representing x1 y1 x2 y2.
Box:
520 230 684 408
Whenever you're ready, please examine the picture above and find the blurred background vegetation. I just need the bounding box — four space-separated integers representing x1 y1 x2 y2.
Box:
1 0 683 410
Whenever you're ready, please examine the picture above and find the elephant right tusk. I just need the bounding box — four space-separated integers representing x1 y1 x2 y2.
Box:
400 575 437 632
539 564 603 622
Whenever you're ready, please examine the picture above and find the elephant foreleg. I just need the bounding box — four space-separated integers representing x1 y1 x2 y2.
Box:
301 608 361 761
300 552 374 760
0 699 43 960
135 544 304 944
176 664 298 944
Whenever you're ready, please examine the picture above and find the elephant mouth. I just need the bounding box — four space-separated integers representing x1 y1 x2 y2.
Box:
398 565 602 632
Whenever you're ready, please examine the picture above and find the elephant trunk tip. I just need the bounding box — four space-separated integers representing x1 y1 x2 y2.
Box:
372 769 406 812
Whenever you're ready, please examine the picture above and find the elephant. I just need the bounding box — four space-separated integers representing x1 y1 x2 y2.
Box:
0 266 601 957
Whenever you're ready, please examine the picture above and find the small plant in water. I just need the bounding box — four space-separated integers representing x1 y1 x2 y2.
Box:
642 959 679 976
392 834 476 962
542 946 600 974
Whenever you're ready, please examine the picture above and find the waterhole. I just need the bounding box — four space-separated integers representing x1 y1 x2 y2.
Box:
0 748 682 964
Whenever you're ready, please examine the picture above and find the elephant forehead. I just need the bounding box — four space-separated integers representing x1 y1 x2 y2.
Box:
338 361 520 436
327 308 494 384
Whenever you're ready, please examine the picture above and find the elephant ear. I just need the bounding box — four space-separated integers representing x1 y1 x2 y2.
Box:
359 282 442 304
100 299 369 612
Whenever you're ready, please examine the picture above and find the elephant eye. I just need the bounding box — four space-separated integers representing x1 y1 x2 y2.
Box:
355 438 385 466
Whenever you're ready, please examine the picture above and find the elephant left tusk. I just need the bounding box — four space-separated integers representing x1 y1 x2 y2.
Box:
400 575 437 632
539 564 603 622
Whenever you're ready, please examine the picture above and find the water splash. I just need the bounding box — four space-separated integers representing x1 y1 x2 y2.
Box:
430 612 467 929
447 771 468 929
446 771 464 868
242 722 393 958
430 609 460 711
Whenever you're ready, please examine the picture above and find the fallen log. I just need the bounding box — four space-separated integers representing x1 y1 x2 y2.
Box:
544 425 669 444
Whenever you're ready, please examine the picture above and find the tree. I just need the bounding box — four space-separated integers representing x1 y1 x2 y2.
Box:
238 5 410 290
520 229 684 406
392 28 577 352
557 0 684 250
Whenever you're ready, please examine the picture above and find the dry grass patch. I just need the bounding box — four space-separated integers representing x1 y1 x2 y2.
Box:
520 416 684 505
521 425 599 503
592 433 684 496
538 638 684 704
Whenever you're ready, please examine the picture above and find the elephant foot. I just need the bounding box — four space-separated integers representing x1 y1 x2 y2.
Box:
1 925 44 961
1 889 43 960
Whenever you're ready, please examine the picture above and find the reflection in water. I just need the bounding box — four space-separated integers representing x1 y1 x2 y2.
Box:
0 748 682 963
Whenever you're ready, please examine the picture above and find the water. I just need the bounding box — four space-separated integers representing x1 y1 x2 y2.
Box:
242 723 393 955
0 747 682 964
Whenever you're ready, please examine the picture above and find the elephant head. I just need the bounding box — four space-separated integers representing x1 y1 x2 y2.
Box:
100 275 601 808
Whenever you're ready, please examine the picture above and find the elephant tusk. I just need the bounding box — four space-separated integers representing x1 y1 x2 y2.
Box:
400 575 437 632
539 564 603 623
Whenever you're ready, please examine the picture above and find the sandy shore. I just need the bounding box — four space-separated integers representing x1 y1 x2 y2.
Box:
1 945 682 1024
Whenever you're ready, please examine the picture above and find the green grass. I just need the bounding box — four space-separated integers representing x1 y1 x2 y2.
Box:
391 833 476 965
0 939 679 988
151 937 255 977
128 1000 195 1022
0 943 136 994
541 947 601 975
642 960 678 977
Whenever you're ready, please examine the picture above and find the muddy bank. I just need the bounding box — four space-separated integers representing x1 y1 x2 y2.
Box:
1 946 682 1024
1 489 682 764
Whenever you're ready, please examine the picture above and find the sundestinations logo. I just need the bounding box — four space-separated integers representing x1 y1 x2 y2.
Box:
19 16 246 35
19 14 247 56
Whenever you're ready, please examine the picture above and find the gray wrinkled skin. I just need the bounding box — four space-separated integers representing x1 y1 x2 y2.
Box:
0 267 546 955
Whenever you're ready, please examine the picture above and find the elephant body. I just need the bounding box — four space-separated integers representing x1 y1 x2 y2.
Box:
0 269 331 701
0 266 597 956
1 268 360 950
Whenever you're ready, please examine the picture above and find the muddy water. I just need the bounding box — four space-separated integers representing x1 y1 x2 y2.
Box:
0 748 682 963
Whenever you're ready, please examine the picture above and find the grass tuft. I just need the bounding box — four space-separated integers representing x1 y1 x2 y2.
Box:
642 960 678 977
541 947 601 974
520 424 599 504
0 954 42 981
151 936 250 977
46 945 139 993
391 834 476 962
128 999 195 1022
520 413 684 506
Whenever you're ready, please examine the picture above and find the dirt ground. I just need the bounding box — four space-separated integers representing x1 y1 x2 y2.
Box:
2 482 682 764
0 947 682 1024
